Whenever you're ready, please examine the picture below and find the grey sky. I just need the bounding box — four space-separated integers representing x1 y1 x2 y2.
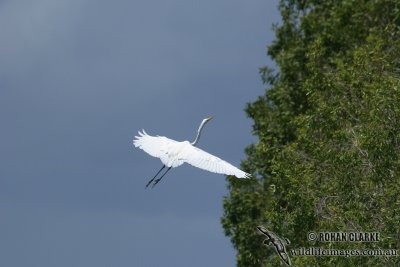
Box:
0 0 280 266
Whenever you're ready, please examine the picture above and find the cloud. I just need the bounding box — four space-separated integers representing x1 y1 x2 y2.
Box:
0 203 234 267
0 0 280 266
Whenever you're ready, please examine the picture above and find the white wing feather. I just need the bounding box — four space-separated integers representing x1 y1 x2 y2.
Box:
133 130 250 179
133 130 178 164
180 145 250 178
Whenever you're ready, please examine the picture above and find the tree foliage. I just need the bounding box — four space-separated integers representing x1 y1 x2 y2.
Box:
222 1 400 266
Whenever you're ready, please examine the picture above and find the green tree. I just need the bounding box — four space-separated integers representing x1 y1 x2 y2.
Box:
222 1 400 266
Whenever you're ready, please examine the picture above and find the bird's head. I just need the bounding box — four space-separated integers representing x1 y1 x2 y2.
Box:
192 117 213 145
203 116 213 123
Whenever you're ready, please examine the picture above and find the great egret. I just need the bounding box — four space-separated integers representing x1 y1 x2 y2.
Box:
133 117 251 188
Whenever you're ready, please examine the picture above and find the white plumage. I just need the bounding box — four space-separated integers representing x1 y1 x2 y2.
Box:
133 117 250 188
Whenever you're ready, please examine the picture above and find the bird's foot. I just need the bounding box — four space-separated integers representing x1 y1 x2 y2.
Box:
151 178 162 188
145 179 153 188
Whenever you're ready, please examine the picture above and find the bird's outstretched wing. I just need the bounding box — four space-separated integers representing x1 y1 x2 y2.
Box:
133 130 250 179
133 130 177 161
181 144 251 178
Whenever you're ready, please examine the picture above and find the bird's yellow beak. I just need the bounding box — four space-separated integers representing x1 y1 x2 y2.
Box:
206 116 213 120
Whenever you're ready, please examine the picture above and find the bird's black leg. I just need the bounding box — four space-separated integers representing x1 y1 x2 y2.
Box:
152 167 172 188
145 165 165 188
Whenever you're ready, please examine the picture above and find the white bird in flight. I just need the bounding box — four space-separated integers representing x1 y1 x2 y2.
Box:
133 117 251 188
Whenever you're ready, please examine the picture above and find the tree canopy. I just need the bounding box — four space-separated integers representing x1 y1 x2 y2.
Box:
222 0 400 266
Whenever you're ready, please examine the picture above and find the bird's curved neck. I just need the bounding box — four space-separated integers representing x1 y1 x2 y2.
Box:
191 120 208 146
